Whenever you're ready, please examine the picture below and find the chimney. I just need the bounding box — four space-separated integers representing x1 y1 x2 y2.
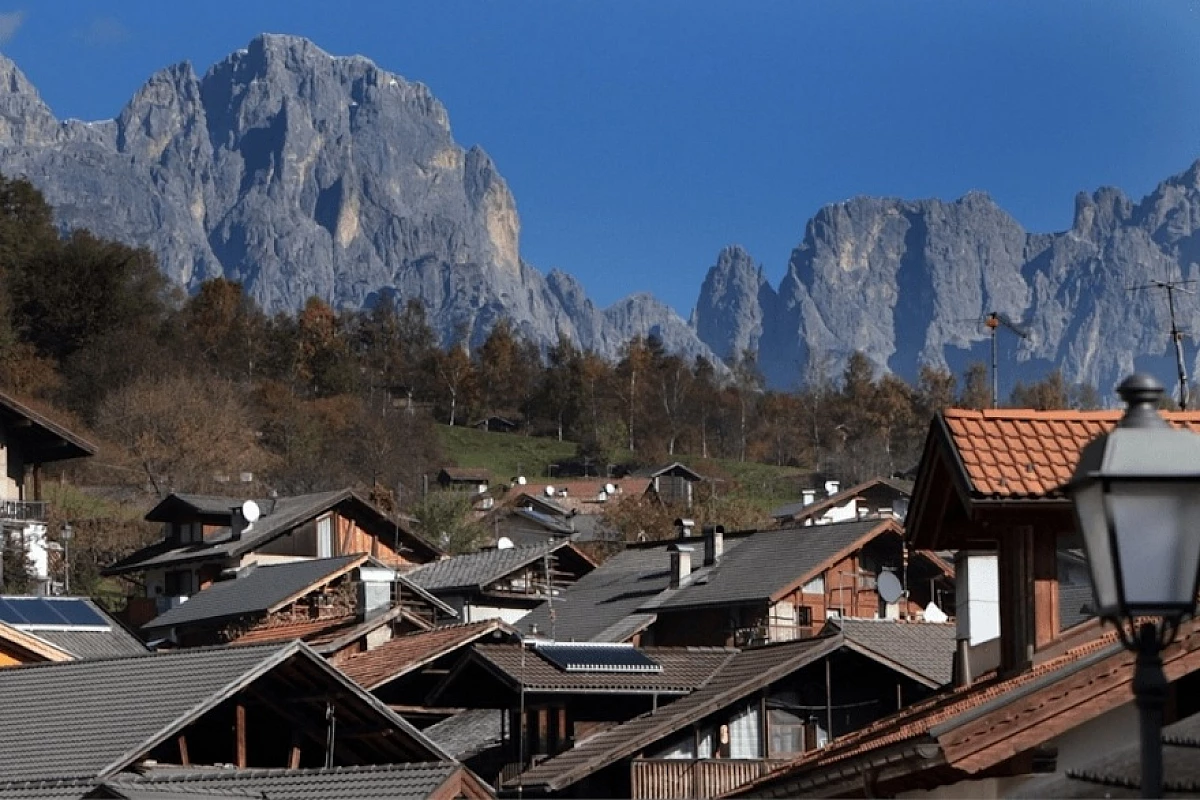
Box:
953 551 1000 687
801 489 817 507
357 566 396 617
674 518 695 538
230 507 247 541
824 480 840 497
668 544 693 589
703 525 724 567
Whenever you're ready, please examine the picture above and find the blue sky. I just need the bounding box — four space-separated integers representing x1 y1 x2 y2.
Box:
2 2 1200 316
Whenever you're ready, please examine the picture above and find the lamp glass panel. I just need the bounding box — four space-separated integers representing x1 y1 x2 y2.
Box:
1106 481 1200 615
1071 480 1120 615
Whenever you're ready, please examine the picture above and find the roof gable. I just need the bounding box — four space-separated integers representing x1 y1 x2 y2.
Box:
404 540 593 594
0 641 449 782
339 620 515 690
0 390 95 463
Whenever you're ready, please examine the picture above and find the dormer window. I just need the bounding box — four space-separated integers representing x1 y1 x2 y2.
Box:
174 522 201 544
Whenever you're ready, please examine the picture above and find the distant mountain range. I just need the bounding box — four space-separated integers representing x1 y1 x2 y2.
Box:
1 33 1198 395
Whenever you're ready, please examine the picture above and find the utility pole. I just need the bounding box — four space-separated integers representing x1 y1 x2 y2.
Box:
1129 278 1196 410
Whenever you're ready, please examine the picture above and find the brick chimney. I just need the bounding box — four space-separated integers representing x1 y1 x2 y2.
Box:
669 544 693 589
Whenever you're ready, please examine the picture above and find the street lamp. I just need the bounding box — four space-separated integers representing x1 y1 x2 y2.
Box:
1066 373 1200 798
59 523 73 596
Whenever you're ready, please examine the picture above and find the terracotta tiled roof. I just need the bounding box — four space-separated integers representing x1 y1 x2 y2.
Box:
507 478 652 515
942 408 1200 498
231 613 361 645
340 621 514 690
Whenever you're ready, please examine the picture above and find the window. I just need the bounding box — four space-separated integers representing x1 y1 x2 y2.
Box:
768 709 806 758
801 576 824 594
317 515 333 558
173 522 200 544
164 570 194 596
797 606 812 626
727 703 761 759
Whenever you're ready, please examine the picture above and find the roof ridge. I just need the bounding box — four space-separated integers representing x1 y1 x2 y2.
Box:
133 762 455 780
0 639 295 671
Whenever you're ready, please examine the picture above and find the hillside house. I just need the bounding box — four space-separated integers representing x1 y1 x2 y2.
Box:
519 521 953 649
770 477 913 527
633 462 706 510
403 540 595 626
514 622 956 799
0 390 95 594
139 555 457 660
436 467 492 494
729 406 1200 798
103 489 442 626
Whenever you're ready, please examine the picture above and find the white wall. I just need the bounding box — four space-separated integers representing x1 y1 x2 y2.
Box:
956 552 1000 645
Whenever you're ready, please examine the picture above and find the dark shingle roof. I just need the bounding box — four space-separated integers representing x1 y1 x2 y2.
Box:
9 598 148 659
828 618 956 688
517 545 676 642
424 708 505 761
643 519 899 612
0 641 447 782
405 540 566 592
518 637 844 792
102 763 474 800
462 643 734 694
0 643 297 781
0 389 96 463
143 555 364 631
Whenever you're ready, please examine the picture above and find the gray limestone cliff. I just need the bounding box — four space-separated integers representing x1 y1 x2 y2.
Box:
0 34 719 366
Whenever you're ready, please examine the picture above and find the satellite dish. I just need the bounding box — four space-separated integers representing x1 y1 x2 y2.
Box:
544 485 556 497
241 499 261 524
877 571 903 604
604 483 617 495
517 476 527 485
497 536 514 550
924 602 949 624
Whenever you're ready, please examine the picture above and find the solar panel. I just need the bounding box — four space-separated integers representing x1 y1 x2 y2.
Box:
534 642 662 673
0 597 109 630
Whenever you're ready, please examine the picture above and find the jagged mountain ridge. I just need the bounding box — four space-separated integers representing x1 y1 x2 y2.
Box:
694 167 1200 395
0 34 719 368
1 33 1198 395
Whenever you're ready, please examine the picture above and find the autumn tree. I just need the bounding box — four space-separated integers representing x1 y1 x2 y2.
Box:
427 334 477 426
176 278 268 381
1009 369 1070 410
408 491 487 554
96 372 273 496
959 361 992 410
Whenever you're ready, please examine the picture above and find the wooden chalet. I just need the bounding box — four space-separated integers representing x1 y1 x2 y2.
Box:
727 407 1200 798
427 640 736 787
139 555 457 661
634 462 707 510
0 641 470 793
513 621 956 799
520 522 953 649
437 467 492 494
404 540 595 626
104 489 442 627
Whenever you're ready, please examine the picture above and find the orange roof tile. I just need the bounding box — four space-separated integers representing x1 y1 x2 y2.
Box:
339 620 513 690
941 408 1200 498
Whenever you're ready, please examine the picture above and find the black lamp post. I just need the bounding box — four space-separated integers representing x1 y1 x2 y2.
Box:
1066 374 1200 798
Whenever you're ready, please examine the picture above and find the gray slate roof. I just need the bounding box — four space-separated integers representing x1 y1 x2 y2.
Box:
0 641 447 782
642 519 897 612
424 708 505 760
830 618 956 688
143 555 363 631
405 539 565 592
104 764 475 800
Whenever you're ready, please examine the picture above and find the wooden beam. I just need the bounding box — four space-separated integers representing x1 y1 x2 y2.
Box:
235 702 247 768
178 734 190 766
1032 528 1059 649
289 732 302 769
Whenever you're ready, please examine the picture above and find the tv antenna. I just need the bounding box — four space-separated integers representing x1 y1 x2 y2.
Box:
1129 276 1196 410
964 312 1029 409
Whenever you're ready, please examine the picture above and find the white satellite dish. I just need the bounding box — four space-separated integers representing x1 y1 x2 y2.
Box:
517 476 527 485
544 485 556 497
924 602 949 624
241 499 261 524
877 571 904 604
604 483 617 495
497 536 515 550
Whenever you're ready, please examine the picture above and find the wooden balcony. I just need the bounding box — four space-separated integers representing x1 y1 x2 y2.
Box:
630 758 790 799
0 500 47 524
733 623 814 647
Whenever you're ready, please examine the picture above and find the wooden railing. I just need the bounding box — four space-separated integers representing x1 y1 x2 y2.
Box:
0 500 46 523
733 624 814 647
630 759 789 799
